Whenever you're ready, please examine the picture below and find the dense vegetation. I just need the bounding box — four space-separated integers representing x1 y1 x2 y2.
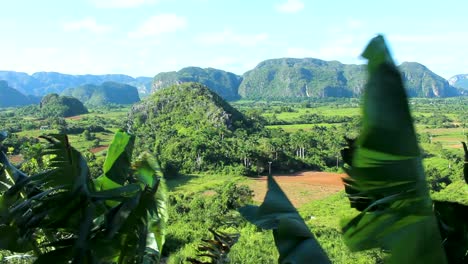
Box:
239 59 460 99
128 82 352 176
399 62 460 97
0 131 167 263
0 34 467 263
39 93 88 118
152 67 242 101
62 81 140 106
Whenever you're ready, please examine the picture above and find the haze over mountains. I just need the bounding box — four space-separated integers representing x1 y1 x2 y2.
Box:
449 74 468 90
0 71 152 96
0 57 466 107
0 80 39 107
62 82 140 106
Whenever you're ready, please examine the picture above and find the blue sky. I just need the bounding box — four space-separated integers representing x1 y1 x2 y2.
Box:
0 0 466 78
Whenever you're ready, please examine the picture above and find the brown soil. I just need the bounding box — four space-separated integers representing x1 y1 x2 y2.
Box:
89 145 109 153
246 171 345 207
65 115 83 120
9 155 24 164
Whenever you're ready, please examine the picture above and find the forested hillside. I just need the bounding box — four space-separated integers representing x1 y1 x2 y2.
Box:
128 82 254 174
239 58 460 99
152 67 242 100
128 82 352 176
399 62 460 97
1 59 463 104
40 93 88 117
62 82 140 106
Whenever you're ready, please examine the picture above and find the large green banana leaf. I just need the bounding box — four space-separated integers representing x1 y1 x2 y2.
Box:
341 35 447 264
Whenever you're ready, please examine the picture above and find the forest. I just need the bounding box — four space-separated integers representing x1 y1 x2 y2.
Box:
0 36 467 263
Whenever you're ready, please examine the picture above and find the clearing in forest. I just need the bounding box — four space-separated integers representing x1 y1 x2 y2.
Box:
247 171 345 207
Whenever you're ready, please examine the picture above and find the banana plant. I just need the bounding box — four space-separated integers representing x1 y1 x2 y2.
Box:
187 228 240 264
340 35 447 264
0 130 167 263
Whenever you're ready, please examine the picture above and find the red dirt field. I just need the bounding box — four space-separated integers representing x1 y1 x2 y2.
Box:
89 145 109 153
247 171 345 207
65 115 83 120
9 155 24 164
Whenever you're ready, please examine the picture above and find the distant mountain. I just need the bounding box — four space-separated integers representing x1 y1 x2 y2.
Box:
0 80 39 107
239 58 366 98
151 67 242 100
399 62 460 97
448 74 468 90
238 59 460 99
0 71 152 96
2 59 462 102
62 82 140 106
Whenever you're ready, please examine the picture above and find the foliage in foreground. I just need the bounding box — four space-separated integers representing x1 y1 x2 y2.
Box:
0 130 167 263
240 35 468 263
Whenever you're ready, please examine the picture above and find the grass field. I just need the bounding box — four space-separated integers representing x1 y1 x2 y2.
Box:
263 106 361 122
266 123 339 132
417 127 466 148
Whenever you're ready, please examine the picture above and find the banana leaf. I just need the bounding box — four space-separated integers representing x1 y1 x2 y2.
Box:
341 35 447 264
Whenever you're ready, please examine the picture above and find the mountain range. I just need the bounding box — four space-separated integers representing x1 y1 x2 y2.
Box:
152 67 242 100
239 59 461 98
0 71 152 96
0 80 40 107
151 59 463 99
0 58 466 108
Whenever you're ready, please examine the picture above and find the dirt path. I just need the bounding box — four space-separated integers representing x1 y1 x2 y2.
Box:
247 171 345 207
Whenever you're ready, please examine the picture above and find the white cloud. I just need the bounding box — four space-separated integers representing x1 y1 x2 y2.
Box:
275 0 304 13
89 0 158 8
129 14 187 38
63 18 111 34
196 30 268 47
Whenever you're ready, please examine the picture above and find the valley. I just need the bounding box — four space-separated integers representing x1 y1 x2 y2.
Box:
0 85 466 262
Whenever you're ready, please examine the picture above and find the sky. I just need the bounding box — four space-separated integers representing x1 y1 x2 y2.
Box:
0 0 466 79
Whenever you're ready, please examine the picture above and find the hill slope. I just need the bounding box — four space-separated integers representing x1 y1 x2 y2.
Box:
40 93 88 117
151 67 242 100
399 62 460 97
128 82 252 174
238 58 460 99
62 82 140 106
0 81 37 107
0 71 152 96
